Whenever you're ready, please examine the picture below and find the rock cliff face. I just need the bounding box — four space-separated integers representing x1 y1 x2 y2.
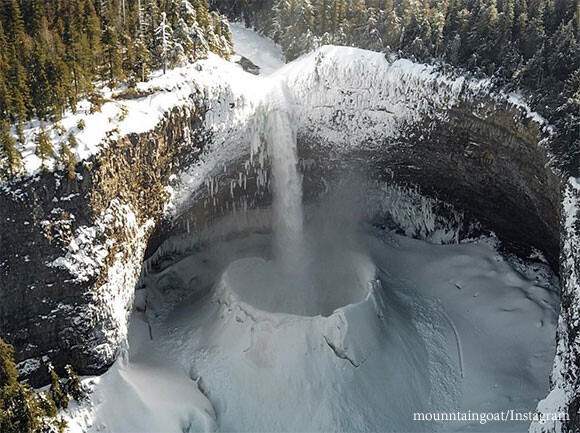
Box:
297 103 561 268
534 177 580 433
0 105 207 385
0 48 577 431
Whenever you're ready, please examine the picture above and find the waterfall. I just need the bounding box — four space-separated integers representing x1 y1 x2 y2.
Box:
264 86 305 274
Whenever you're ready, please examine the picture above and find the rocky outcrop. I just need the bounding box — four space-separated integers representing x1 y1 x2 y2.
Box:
530 178 580 433
0 104 208 385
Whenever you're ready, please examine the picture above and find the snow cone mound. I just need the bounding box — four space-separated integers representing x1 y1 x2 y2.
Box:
215 251 373 317
166 249 460 433
65 228 559 433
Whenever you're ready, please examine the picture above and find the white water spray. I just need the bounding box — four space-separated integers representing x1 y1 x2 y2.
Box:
263 85 305 273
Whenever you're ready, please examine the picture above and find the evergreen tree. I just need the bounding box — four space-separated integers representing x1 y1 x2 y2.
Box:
29 27 52 120
314 0 332 34
3 0 30 57
180 0 198 26
48 366 68 410
548 20 580 81
102 25 125 86
6 45 32 123
0 337 64 433
155 12 173 74
68 133 79 148
0 0 232 123
0 120 22 178
1 383 42 433
0 20 12 119
66 0 95 102
0 82 6 114
60 141 77 180
332 0 347 32
190 21 209 60
35 127 54 170
211 12 233 59
134 37 153 81
0 336 18 387
174 18 195 64
64 365 84 402
194 0 212 30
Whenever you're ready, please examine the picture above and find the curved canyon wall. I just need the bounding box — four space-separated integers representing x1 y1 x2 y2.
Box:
0 47 576 430
0 105 208 384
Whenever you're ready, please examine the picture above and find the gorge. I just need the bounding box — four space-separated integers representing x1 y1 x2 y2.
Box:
0 23 578 433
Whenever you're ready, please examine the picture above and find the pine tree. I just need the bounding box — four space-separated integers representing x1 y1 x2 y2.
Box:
314 0 332 34
298 0 315 33
35 126 54 170
0 120 22 178
190 21 209 60
60 140 77 180
30 26 52 120
155 12 173 74
68 133 78 148
0 20 12 119
0 338 63 433
211 13 233 60
0 383 42 433
134 37 152 81
66 0 95 102
180 0 198 26
64 365 84 402
0 71 11 120
102 24 125 86
85 0 103 76
3 0 30 56
0 0 233 125
548 20 580 81
6 46 32 123
381 2 401 50
0 336 18 387
332 0 346 32
48 366 69 410
194 0 212 30
174 18 195 64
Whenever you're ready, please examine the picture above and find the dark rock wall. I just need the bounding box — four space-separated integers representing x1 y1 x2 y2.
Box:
386 104 561 268
0 105 207 384
557 179 580 433
294 101 561 269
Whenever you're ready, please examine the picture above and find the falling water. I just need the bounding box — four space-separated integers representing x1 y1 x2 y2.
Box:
264 93 305 274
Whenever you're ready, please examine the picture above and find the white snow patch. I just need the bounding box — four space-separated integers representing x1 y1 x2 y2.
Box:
68 229 559 433
230 23 285 75
64 310 217 433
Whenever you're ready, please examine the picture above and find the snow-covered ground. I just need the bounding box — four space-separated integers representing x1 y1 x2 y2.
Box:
9 23 284 177
229 23 285 75
64 310 217 433
64 228 559 433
